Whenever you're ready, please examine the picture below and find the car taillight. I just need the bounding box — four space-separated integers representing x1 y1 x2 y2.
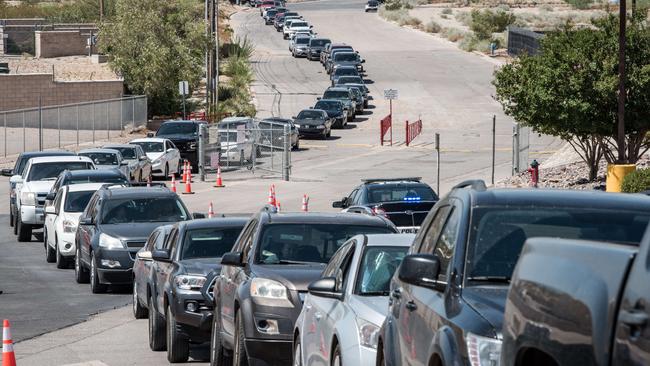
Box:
371 206 388 219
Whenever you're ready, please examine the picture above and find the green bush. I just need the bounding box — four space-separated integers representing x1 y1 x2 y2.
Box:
454 11 472 26
442 7 453 15
621 168 650 193
423 19 441 33
442 27 467 42
565 0 592 9
399 15 422 27
539 4 554 12
470 9 516 39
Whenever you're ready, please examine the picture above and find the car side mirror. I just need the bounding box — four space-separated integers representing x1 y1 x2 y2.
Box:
147 132 155 138
45 205 56 214
361 59 366 63
221 251 244 267
310 25 314 28
193 212 206 219
120 161 129 166
398 254 441 289
308 277 342 299
79 216 93 226
46 192 56 201
1 168 12 177
167 148 175 153
332 197 347 208
139 156 148 161
9 175 22 184
137 250 152 260
317 97 321 100
152 249 171 262
292 116 297 119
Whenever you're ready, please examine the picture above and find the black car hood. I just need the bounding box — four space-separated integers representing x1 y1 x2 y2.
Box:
295 119 326 126
251 263 326 291
156 134 197 142
179 258 222 276
100 222 178 241
462 286 508 332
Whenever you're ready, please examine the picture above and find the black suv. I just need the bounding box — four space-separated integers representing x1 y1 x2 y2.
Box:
146 217 247 363
377 180 650 366
152 120 206 170
307 38 331 61
333 177 438 233
210 208 398 366
74 186 195 293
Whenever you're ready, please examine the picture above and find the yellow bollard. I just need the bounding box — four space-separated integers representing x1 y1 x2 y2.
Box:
606 164 636 192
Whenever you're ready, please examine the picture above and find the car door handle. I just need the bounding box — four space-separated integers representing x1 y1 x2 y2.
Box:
620 310 649 326
391 288 401 299
314 312 322 321
405 301 417 312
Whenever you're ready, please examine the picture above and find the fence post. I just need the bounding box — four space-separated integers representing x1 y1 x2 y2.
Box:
491 115 496 185
132 97 135 126
38 96 42 151
76 104 80 147
198 124 206 182
405 120 409 146
58 107 61 148
92 102 95 144
120 97 123 137
22 111 25 152
512 123 520 175
106 102 110 141
3 112 6 157
435 133 440 194
283 124 290 181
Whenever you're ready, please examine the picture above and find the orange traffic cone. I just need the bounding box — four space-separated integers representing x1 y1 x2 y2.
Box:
214 165 225 188
182 179 194 195
208 202 215 218
271 185 277 207
187 163 194 183
302 194 309 212
3 320 16 366
170 175 177 193
267 185 276 206
182 161 188 184
276 201 281 213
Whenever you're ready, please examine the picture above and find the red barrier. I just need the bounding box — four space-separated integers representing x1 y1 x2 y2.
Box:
188 112 207 121
380 114 392 146
405 119 422 146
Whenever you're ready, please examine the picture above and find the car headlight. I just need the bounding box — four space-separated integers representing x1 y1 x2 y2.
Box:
21 191 36 206
250 278 287 300
294 124 301 128
466 333 502 366
357 318 381 349
98 233 125 249
63 219 77 233
174 275 206 291
316 125 325 129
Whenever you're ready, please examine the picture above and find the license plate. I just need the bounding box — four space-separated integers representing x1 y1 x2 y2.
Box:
399 227 419 234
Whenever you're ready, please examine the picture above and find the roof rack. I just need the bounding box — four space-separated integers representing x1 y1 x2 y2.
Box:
361 177 422 184
452 179 487 191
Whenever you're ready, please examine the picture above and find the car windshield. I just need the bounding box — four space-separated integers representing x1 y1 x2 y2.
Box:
297 110 323 119
349 88 361 97
332 47 353 54
267 10 277 15
334 53 358 62
323 90 349 99
315 101 342 110
335 68 358 76
64 191 96 212
80 152 118 166
338 76 363 84
156 123 197 136
28 162 93 181
466 207 650 281
257 224 394 264
101 197 188 224
296 37 310 44
181 227 244 260
219 131 240 142
68 176 127 185
310 39 330 47
110 147 137 159
369 1 378 5
292 22 308 27
356 246 407 295
367 185 437 203
131 141 165 153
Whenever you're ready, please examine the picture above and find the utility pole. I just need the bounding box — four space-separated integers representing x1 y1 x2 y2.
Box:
99 0 104 20
617 0 626 163
214 0 219 115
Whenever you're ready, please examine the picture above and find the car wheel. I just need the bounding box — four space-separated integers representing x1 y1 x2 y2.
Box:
16 212 32 242
9 205 14 227
55 235 68 269
148 294 167 351
75 246 89 283
233 310 249 366
166 305 190 363
133 280 148 319
239 151 245 166
210 307 231 366
45 230 56 263
163 163 169 181
90 252 108 293
376 342 386 366
332 343 341 366
326 130 331 138
13 209 18 235
293 338 302 366
292 140 300 151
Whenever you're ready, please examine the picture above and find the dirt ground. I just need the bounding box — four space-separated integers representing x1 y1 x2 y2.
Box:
0 55 120 81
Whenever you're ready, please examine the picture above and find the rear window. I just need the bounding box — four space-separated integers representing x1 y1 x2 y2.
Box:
110 147 137 159
334 53 358 62
338 76 363 84
68 175 127 185
180 227 244 260
323 90 350 99
131 141 164 153
101 197 189 223
310 39 330 47
79 152 118 166
335 68 359 76
291 22 308 27
367 185 437 203
64 191 95 212
28 162 93 181
315 101 343 110
297 110 324 119
296 37 310 44
156 123 197 136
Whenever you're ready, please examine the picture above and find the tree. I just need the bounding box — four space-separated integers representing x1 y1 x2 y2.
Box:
98 0 209 116
493 14 650 180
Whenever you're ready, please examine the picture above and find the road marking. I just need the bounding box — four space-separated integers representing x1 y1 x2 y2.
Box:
300 143 328 149
336 143 374 148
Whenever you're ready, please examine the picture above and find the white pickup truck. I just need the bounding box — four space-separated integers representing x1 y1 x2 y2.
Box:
11 156 95 242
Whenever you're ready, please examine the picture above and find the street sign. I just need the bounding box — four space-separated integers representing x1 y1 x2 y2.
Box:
384 89 398 100
179 81 189 95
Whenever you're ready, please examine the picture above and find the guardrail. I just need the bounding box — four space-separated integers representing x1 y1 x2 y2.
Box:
405 119 422 146
380 114 392 146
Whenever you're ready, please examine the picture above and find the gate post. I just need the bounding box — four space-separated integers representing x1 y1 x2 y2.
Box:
283 124 290 181
198 124 206 182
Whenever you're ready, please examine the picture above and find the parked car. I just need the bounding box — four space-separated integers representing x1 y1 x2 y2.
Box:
324 47 356 71
293 109 333 139
328 51 365 74
130 138 181 178
335 75 365 88
339 81 370 107
2 150 76 229
44 183 105 268
259 117 300 150
11 156 95 242
330 65 360 86
289 31 315 42
347 86 365 112
132 225 173 319
209 208 398 366
274 14 287 31
147 218 248 362
501 226 650 365
365 0 379 11
377 181 650 366
78 148 129 177
290 36 311 57
218 117 258 164
321 87 356 120
103 143 152 182
74 186 195 293
151 120 206 171
293 233 413 366
284 20 312 39
314 99 347 128
264 9 278 23
46 169 129 206
259 0 275 15
307 38 331 61
320 43 352 65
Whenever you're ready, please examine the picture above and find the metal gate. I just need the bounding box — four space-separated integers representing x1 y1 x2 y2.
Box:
512 122 530 174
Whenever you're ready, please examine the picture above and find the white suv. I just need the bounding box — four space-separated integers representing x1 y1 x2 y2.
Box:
12 156 95 242
44 183 105 268
284 20 312 39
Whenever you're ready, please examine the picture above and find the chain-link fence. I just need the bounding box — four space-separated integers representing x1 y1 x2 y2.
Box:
512 122 530 174
1 96 147 157
198 119 292 180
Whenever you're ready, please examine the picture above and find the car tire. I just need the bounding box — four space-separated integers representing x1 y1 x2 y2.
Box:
292 140 300 151
166 305 190 363
293 338 303 366
326 130 331 138
55 236 67 269
210 306 231 366
45 231 56 263
9 205 14 228
75 246 89 283
148 294 167 351
133 281 148 319
233 310 249 366
16 212 32 242
90 252 108 294
332 343 341 366
164 163 169 181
